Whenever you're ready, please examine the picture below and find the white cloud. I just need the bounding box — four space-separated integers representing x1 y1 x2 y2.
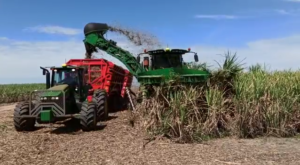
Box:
0 32 147 84
275 8 300 15
194 15 239 20
284 0 300 2
1 27 300 84
275 9 291 15
24 26 81 35
183 34 300 71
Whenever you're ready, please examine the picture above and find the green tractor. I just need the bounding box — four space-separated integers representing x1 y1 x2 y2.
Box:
13 64 107 132
83 23 211 101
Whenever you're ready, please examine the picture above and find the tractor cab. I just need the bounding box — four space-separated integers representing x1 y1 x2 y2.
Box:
51 65 80 87
136 48 199 70
40 64 89 102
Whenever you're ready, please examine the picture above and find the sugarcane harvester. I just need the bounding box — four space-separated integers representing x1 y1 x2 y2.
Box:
83 23 211 103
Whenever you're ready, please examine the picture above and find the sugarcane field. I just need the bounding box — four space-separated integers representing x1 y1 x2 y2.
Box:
2 1 300 164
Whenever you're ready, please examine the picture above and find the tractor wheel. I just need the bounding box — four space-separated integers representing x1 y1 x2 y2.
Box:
93 89 102 98
80 101 97 131
13 102 35 131
94 90 108 120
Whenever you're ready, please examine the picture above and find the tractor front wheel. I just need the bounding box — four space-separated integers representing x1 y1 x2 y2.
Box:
80 102 97 131
13 102 35 131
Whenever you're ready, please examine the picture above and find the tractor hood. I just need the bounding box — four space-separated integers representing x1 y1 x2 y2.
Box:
137 68 211 85
40 84 69 97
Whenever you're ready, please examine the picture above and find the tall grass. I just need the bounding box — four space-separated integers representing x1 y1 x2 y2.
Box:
235 70 300 138
134 52 300 142
0 84 45 103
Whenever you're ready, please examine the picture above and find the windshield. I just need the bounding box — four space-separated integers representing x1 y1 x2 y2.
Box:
53 69 78 86
152 54 182 69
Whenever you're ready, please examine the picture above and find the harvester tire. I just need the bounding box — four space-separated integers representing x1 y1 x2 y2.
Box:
94 90 108 120
13 102 35 131
80 101 97 131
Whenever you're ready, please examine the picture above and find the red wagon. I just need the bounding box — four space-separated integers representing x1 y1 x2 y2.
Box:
66 58 133 111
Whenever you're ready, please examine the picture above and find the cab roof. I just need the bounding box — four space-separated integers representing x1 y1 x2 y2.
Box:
50 64 83 70
145 48 190 55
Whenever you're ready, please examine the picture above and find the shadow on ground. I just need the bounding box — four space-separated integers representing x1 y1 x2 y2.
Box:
49 124 107 134
38 115 118 134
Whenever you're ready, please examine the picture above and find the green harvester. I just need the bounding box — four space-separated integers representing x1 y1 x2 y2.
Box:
83 23 211 101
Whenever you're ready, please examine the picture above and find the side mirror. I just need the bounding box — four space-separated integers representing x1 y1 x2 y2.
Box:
40 67 48 75
40 67 51 89
194 54 199 62
42 69 46 75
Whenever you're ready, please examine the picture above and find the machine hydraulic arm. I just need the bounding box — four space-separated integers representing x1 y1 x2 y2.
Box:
83 23 143 77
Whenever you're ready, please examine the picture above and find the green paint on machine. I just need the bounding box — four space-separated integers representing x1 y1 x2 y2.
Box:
40 84 68 97
48 84 69 91
40 110 53 122
40 91 62 97
137 68 210 85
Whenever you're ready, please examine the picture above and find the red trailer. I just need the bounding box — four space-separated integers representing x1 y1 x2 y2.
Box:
65 58 133 111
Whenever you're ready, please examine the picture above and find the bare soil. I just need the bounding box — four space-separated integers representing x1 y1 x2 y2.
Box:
1 103 300 165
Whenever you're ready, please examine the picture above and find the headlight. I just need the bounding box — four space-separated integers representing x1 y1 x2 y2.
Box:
51 97 59 100
40 97 47 100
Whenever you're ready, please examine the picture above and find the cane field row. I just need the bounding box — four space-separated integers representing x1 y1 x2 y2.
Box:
0 83 45 103
135 54 300 142
1 54 300 141
135 69 300 141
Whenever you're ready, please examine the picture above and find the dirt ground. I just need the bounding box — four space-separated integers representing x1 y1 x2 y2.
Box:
1 104 300 165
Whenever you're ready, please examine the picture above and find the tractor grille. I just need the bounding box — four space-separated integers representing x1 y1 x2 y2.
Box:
29 90 68 117
30 97 65 116
40 97 63 106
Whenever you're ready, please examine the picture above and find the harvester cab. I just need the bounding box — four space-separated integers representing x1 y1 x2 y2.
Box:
136 47 199 71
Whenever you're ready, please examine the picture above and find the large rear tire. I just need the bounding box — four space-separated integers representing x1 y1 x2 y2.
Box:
13 102 35 131
80 102 97 131
94 90 108 120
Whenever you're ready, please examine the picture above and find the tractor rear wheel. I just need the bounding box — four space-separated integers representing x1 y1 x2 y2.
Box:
13 102 35 131
80 101 97 131
94 90 108 120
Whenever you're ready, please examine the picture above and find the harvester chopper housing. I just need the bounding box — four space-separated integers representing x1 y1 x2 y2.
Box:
13 60 133 132
83 22 211 99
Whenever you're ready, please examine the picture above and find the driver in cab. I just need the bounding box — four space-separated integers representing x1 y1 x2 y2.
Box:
59 72 78 86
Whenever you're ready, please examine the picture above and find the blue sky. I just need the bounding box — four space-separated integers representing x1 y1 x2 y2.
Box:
1 0 300 84
0 0 299 45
